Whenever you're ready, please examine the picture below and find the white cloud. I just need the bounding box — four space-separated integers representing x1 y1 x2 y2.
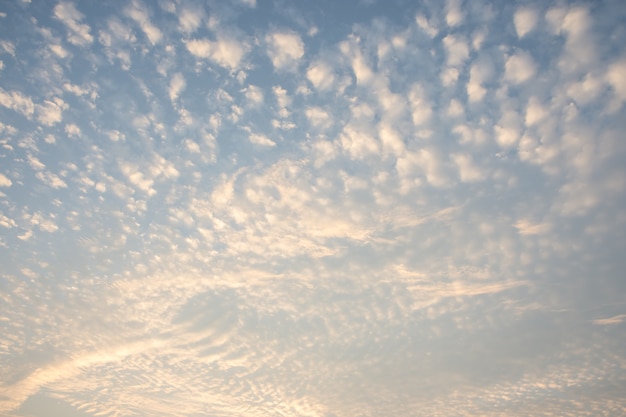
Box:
440 67 459 87
516 221 551 238
445 0 464 27
448 99 465 118
0 88 35 118
36 97 67 126
265 31 305 71
65 123 81 137
442 35 469 67
244 85 264 107
0 173 11 187
378 124 405 158
236 0 256 7
178 5 204 33
53 2 93 46
186 37 247 70
408 84 432 126
495 110 522 148
307 61 335 91
592 314 626 326
415 14 437 38
36 171 68 188
169 72 186 103
306 106 331 130
249 132 276 147
452 153 484 182
606 58 626 102
514 7 538 38
467 57 493 102
547 6 596 74
125 0 162 45
525 96 548 126
566 73 603 105
339 125 380 160
504 51 537 84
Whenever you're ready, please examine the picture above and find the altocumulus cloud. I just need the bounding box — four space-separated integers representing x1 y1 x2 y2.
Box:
1 1 626 417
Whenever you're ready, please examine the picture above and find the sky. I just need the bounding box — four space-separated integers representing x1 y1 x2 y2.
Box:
1 0 626 416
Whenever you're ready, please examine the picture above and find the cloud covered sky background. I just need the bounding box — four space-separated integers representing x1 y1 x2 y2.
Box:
1 0 626 416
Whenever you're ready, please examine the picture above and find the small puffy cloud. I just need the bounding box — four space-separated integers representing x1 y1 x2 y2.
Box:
178 5 204 33
307 61 335 91
443 35 469 67
244 85 264 107
547 6 596 73
186 37 247 70
0 88 35 118
36 98 67 126
495 110 522 148
415 14 437 38
408 84 432 126
0 173 12 187
515 220 551 235
514 7 538 38
606 58 626 102
566 73 603 105
467 57 494 102
441 67 459 87
169 73 186 103
340 125 380 160
445 0 464 27
36 171 68 189
525 97 548 126
53 2 93 46
265 31 305 71
504 51 537 84
378 124 405 158
448 99 465 118
119 161 156 195
124 0 162 45
305 106 331 130
452 153 484 182
249 132 276 147
65 123 81 137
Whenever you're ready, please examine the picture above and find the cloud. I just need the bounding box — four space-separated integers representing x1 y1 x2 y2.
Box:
0 88 35 118
592 314 626 326
53 2 93 46
307 61 335 91
244 85 264 107
168 72 186 103
178 5 204 33
504 51 537 84
306 106 331 130
514 7 538 38
525 96 548 126
265 31 305 71
452 153 484 182
467 56 494 102
186 37 248 70
0 173 12 187
415 14 438 38
36 98 67 126
249 132 276 147
442 35 469 67
445 0 464 27
606 58 626 103
124 0 162 45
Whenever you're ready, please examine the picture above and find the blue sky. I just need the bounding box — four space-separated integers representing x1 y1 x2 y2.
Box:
1 0 626 416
